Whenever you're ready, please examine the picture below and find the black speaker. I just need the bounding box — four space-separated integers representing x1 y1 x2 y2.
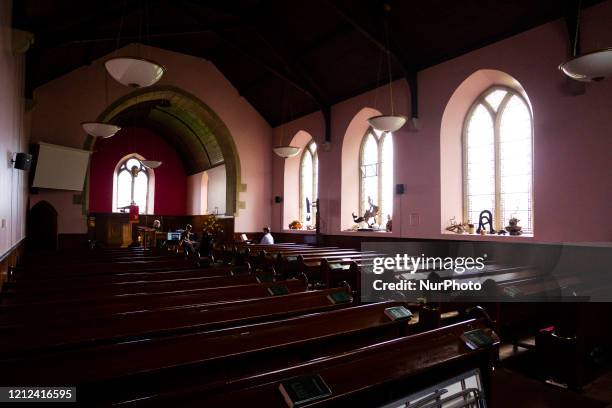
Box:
274 196 283 203
395 184 405 195
14 153 32 171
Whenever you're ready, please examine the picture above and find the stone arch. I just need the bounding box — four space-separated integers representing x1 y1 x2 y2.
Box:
83 85 241 215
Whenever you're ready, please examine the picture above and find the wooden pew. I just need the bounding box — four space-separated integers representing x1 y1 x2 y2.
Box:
1 286 355 358
122 318 499 407
3 265 237 293
2 272 278 305
0 278 308 325
0 302 419 404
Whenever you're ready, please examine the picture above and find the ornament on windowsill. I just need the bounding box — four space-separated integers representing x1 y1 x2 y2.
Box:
288 220 302 230
476 210 496 234
352 196 380 230
505 217 523 236
445 216 468 234
386 215 392 232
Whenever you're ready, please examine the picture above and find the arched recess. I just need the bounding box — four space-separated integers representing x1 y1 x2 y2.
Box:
440 69 531 232
340 107 382 230
283 130 314 228
83 85 241 216
28 201 58 251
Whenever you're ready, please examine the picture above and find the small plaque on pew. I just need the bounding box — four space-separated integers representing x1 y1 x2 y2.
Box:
461 329 495 350
268 285 290 296
328 263 349 270
286 256 298 262
503 285 523 298
327 291 352 304
384 306 413 321
278 374 332 407
256 274 274 283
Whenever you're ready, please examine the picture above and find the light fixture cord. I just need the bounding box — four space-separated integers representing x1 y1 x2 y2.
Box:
572 0 582 57
384 12 394 116
115 0 127 51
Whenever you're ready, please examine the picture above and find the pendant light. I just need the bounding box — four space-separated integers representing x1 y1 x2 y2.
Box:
559 1 612 82
273 84 301 158
368 4 407 133
105 2 165 88
81 65 121 138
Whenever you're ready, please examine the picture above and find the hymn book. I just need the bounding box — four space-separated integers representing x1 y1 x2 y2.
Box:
268 285 290 296
384 306 413 321
278 375 332 407
461 329 495 350
327 291 352 304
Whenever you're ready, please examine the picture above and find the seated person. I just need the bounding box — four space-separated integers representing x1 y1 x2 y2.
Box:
180 224 200 257
260 227 274 244
152 219 161 230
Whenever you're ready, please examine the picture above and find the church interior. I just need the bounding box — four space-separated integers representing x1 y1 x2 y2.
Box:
1 0 612 406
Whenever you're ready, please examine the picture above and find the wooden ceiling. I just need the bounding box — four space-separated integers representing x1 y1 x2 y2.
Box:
13 0 598 126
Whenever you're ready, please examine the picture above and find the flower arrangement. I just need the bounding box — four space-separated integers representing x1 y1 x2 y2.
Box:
288 220 303 230
202 215 224 235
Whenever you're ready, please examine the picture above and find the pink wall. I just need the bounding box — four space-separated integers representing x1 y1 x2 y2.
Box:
88 127 187 215
0 0 29 256
272 0 612 243
30 44 272 233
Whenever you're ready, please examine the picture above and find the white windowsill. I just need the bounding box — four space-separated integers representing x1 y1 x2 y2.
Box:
440 231 535 242
281 229 317 234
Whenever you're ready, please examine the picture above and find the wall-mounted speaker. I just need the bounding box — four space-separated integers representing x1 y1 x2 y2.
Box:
395 184 405 195
14 153 32 171
274 196 283 203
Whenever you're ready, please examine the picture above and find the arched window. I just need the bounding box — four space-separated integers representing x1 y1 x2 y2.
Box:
464 86 533 233
115 156 151 214
299 141 318 227
359 128 393 226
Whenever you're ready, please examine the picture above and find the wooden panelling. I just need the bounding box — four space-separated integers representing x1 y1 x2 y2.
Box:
0 240 25 292
88 213 235 247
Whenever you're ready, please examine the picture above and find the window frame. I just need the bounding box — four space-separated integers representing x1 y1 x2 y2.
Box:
359 127 392 226
113 154 153 214
462 85 534 232
298 140 318 226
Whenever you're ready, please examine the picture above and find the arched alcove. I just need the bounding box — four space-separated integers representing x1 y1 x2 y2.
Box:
283 130 314 228
340 107 382 230
440 69 531 232
83 85 241 216
28 201 58 251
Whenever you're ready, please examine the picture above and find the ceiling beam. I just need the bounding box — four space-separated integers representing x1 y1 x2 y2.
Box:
228 2 332 141
325 0 419 120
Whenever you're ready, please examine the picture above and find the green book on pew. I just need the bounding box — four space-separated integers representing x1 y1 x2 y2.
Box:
278 375 332 407
256 274 274 283
384 306 413 321
461 329 495 350
327 291 352 304
268 285 289 296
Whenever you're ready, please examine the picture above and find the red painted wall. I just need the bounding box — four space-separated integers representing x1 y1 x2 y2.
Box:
88 126 187 215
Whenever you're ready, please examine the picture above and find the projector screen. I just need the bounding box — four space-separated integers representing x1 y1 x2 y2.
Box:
32 142 92 191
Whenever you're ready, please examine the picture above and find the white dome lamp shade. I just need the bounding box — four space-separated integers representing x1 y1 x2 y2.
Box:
273 146 301 158
105 57 165 88
367 115 408 133
141 160 163 169
81 122 121 138
559 48 612 82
